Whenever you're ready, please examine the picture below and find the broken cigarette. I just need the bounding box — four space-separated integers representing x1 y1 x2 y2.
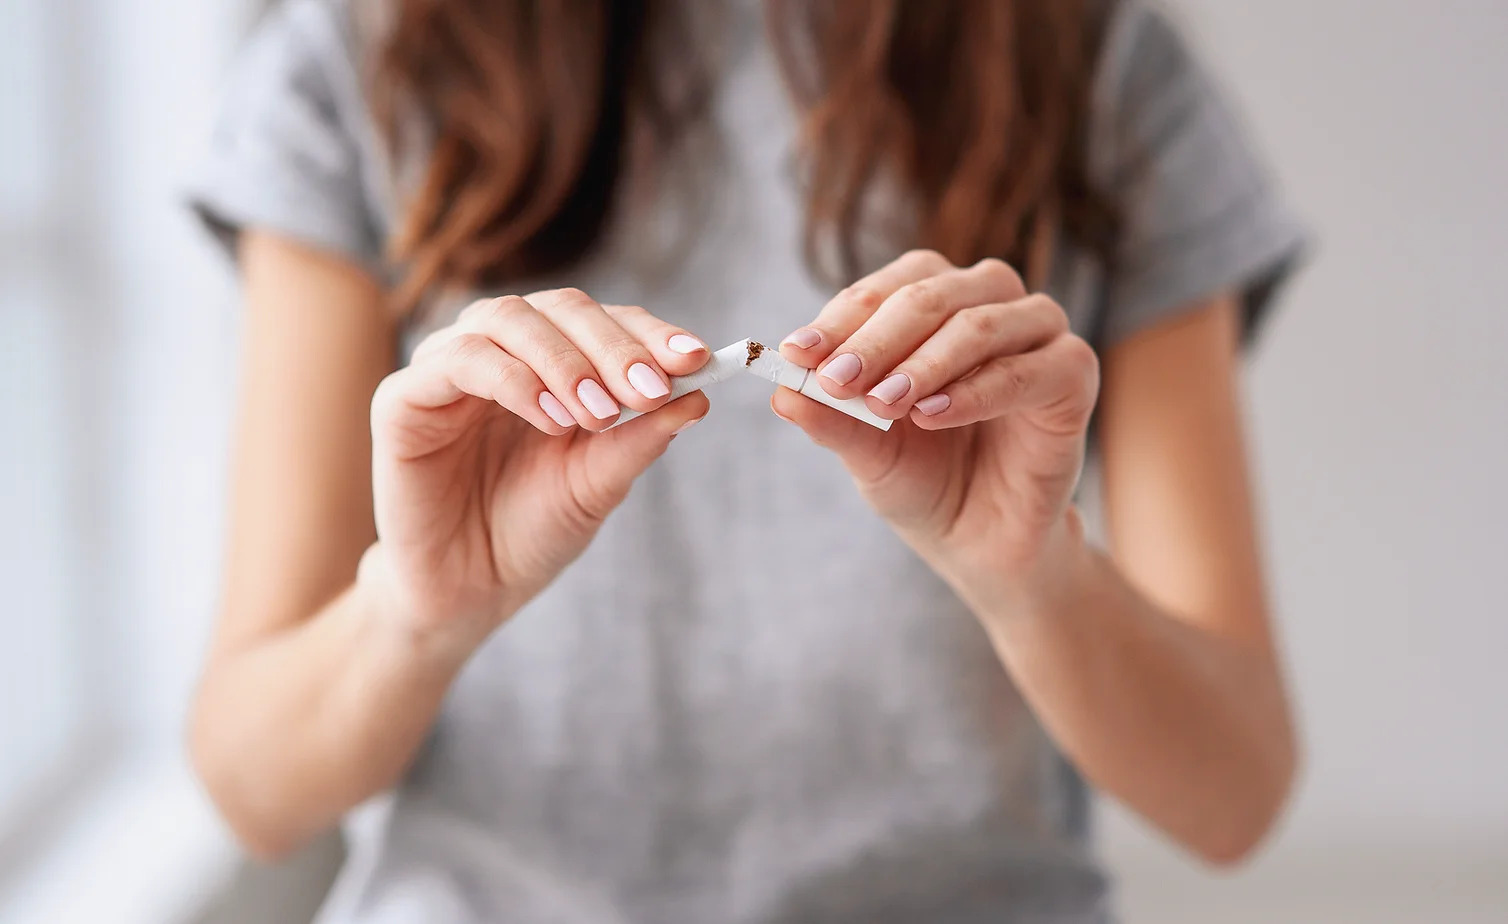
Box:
605 337 893 432
743 341 893 431
605 339 753 430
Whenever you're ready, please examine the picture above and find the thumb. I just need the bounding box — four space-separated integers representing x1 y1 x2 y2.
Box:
770 386 895 482
574 391 711 512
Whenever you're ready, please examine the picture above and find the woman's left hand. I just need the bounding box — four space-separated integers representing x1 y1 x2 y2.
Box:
774 249 1100 612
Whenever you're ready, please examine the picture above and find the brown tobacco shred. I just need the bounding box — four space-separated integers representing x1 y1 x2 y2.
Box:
745 340 765 366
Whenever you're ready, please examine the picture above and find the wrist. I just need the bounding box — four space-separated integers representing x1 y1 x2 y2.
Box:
957 507 1098 630
353 542 504 675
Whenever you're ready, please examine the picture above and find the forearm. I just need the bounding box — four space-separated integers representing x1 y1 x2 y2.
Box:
191 563 477 859
974 514 1296 865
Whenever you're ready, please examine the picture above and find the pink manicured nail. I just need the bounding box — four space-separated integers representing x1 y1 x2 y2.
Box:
576 379 620 419
538 392 575 427
915 394 951 416
781 328 822 349
627 362 670 399
820 353 861 386
672 414 705 436
869 372 911 405
667 334 706 354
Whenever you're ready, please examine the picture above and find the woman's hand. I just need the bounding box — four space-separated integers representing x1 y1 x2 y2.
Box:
366 289 711 654
773 250 1100 613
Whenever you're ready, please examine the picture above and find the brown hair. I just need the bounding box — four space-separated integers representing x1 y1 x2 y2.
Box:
373 0 1116 312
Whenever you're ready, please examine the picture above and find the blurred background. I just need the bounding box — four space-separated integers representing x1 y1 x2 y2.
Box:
1 0 1503 921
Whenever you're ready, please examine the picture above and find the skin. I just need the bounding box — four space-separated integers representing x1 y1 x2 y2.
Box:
192 235 1296 867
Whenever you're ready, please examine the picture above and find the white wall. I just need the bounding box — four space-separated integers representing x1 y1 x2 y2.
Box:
101 0 246 744
1102 0 1508 918
0 0 250 920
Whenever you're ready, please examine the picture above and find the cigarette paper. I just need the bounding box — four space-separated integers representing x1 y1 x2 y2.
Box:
744 343 893 431
604 339 754 430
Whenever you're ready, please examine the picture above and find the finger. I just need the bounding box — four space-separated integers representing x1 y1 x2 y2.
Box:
574 391 712 516
408 297 511 365
769 386 893 480
459 295 620 430
817 258 1029 399
527 288 674 414
909 334 1100 431
372 334 573 452
602 304 712 377
408 320 465 366
779 248 953 365
863 294 1067 419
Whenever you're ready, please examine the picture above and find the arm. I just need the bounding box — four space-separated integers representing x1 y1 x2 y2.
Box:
190 232 471 859
981 296 1297 865
192 232 710 860
773 250 1296 866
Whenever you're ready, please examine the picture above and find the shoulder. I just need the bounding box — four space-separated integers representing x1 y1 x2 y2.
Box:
188 0 397 272
1084 0 1311 348
235 0 370 123
1097 0 1194 94
1088 1 1207 177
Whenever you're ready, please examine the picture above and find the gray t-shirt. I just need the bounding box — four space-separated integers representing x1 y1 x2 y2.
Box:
190 2 1306 921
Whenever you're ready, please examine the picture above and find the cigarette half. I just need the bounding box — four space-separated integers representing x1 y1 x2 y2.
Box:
744 344 893 431
604 339 753 430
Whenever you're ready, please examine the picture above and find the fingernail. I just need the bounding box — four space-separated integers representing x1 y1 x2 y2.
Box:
627 362 670 399
781 328 822 350
869 372 911 405
672 414 705 436
538 392 575 427
668 334 706 354
820 353 861 386
576 379 620 419
915 394 951 416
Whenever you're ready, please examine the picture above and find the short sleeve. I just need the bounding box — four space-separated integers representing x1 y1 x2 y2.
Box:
187 0 383 271
1090 3 1309 347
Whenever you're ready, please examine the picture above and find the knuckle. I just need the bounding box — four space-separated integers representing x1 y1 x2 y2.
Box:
899 279 951 319
493 356 534 391
907 351 949 385
980 358 1031 409
488 294 532 319
973 257 1024 294
838 283 887 316
1061 334 1101 387
906 248 951 272
957 304 1001 339
541 341 590 380
604 303 648 322
950 378 988 418
542 287 595 313
598 336 648 371
446 332 494 365
470 295 531 333
1002 364 1033 401
1023 293 1070 333
369 371 406 422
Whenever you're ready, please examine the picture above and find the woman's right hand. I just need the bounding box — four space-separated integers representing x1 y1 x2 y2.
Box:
363 288 711 656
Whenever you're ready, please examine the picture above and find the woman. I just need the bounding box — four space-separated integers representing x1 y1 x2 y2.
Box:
188 0 1305 920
